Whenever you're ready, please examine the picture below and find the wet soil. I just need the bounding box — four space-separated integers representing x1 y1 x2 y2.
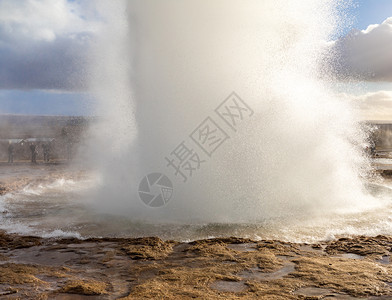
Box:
0 232 392 299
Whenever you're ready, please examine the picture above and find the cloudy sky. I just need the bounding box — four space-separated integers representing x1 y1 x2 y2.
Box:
0 0 391 119
0 0 98 115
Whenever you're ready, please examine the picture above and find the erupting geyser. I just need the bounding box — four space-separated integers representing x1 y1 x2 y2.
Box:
87 0 379 224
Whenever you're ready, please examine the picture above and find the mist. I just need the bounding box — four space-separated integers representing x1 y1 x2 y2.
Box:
86 0 379 224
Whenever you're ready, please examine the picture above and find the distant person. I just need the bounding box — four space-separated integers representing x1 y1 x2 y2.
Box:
62 127 72 160
66 142 72 160
42 143 50 163
370 144 376 157
30 143 37 163
7 142 14 163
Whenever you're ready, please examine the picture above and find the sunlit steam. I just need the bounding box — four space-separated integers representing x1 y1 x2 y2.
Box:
87 0 379 224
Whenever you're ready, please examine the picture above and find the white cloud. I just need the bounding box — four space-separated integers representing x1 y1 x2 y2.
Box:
0 0 100 42
330 17 392 82
0 0 102 91
340 90 392 121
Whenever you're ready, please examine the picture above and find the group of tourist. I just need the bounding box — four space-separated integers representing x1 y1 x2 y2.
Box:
7 141 51 164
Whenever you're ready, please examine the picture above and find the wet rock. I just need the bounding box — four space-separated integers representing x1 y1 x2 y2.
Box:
0 186 7 195
326 236 391 256
0 263 44 285
0 230 42 249
189 237 254 245
210 280 247 292
1 233 392 299
291 256 392 297
59 280 107 295
121 237 175 260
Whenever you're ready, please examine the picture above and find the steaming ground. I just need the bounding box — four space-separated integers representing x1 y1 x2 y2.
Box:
1 163 392 243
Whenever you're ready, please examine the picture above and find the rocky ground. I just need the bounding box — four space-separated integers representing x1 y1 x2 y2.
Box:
1 232 392 299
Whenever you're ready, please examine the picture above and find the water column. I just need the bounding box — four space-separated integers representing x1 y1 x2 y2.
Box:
88 0 376 224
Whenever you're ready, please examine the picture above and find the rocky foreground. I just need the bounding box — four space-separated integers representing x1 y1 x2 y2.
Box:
0 232 392 299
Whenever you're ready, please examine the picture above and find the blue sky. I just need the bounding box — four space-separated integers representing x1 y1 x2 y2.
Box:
354 0 392 30
0 90 93 116
0 1 391 118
